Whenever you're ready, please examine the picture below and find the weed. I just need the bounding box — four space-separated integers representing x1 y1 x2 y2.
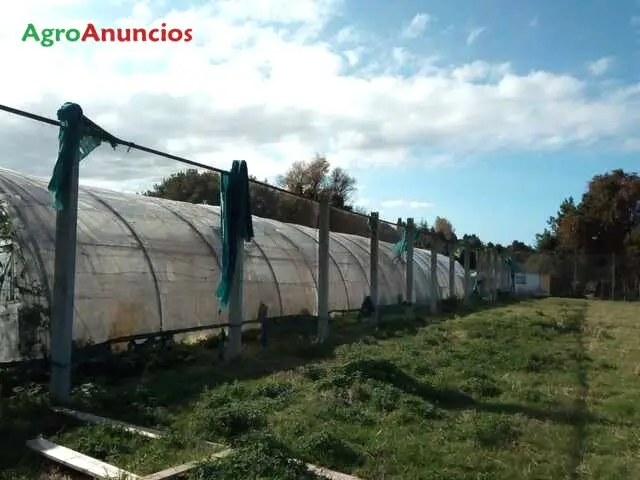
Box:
3 299 640 479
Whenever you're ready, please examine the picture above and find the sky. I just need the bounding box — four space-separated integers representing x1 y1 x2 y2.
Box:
1 0 639 246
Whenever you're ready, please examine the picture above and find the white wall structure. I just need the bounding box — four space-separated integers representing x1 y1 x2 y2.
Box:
0 168 465 362
514 272 547 296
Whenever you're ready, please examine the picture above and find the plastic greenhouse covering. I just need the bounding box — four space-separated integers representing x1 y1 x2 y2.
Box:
0 168 465 361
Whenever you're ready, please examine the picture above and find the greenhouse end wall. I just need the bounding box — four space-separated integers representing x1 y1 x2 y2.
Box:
0 168 465 361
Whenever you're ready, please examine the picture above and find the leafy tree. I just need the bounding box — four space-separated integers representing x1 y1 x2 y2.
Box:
142 157 379 238
277 154 357 209
532 169 640 297
144 169 220 205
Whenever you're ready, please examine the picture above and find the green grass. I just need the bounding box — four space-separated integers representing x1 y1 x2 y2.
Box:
1 298 639 479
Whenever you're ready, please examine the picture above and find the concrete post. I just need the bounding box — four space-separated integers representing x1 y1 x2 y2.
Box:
448 244 456 299
477 249 484 299
405 218 415 312
50 149 80 402
369 212 380 324
495 254 501 293
430 246 438 314
463 248 471 306
489 250 496 302
226 236 245 359
317 198 330 340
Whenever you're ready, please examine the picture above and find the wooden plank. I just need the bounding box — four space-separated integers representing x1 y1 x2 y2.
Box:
52 407 225 449
26 436 140 479
52 407 163 439
51 407 362 480
141 449 233 480
306 463 363 480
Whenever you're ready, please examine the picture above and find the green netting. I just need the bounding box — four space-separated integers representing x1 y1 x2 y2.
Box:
48 102 117 211
393 225 419 260
216 160 254 309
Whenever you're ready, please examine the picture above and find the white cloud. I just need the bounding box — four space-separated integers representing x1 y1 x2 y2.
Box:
587 56 613 77
1 0 640 197
466 26 486 46
528 15 538 27
631 16 640 28
401 13 430 39
424 154 455 168
381 200 433 209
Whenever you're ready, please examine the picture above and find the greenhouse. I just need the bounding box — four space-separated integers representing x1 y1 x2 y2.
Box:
0 168 466 363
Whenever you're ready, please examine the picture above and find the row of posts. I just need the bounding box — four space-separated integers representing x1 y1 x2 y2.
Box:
51 192 512 401
228 199 512 359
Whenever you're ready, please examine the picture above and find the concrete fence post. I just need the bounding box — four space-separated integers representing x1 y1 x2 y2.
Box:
430 245 438 314
226 232 245 360
477 249 484 299
50 149 80 402
463 248 471 306
317 198 330 340
490 251 498 302
405 218 415 314
448 244 456 300
369 212 380 324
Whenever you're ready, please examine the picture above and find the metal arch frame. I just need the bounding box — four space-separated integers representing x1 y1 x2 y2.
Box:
287 223 352 310
377 242 406 303
410 249 432 303
335 234 395 305
256 219 313 317
152 200 287 320
83 191 165 331
0 177 53 308
242 227 285 317
430 251 449 300
153 201 223 269
328 233 370 308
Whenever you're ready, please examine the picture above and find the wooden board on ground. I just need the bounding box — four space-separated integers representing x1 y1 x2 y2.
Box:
49 406 363 480
26 437 140 480
52 406 163 439
141 449 233 480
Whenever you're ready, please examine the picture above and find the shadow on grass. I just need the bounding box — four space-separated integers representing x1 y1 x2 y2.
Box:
64 298 523 411
528 303 591 477
0 296 525 475
328 356 627 430
566 305 589 480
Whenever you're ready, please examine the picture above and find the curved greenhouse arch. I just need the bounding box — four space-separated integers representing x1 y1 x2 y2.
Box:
0 168 465 351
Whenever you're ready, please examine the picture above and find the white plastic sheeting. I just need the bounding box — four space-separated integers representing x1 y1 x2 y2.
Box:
0 168 465 351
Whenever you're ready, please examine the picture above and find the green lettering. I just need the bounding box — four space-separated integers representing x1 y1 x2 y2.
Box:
21 23 40 42
66 29 80 41
41 28 54 47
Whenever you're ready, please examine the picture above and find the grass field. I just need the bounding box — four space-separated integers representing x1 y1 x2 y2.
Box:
1 298 639 479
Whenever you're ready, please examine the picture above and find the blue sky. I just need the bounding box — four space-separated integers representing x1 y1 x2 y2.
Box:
336 0 640 245
2 0 640 248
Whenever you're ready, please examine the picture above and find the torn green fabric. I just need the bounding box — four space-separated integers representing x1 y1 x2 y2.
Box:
393 225 419 259
393 227 408 258
48 102 118 211
216 160 254 309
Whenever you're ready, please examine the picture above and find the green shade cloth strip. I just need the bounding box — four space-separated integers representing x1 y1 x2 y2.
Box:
48 102 118 211
216 160 254 309
393 225 419 258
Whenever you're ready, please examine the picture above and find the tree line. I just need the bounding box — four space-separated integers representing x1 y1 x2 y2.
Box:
143 157 640 298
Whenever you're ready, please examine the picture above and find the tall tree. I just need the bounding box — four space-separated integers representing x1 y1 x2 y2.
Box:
433 216 455 242
277 154 357 209
532 169 640 295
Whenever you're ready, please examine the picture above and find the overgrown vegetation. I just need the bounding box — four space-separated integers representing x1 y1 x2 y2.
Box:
1 298 639 479
0 201 50 361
